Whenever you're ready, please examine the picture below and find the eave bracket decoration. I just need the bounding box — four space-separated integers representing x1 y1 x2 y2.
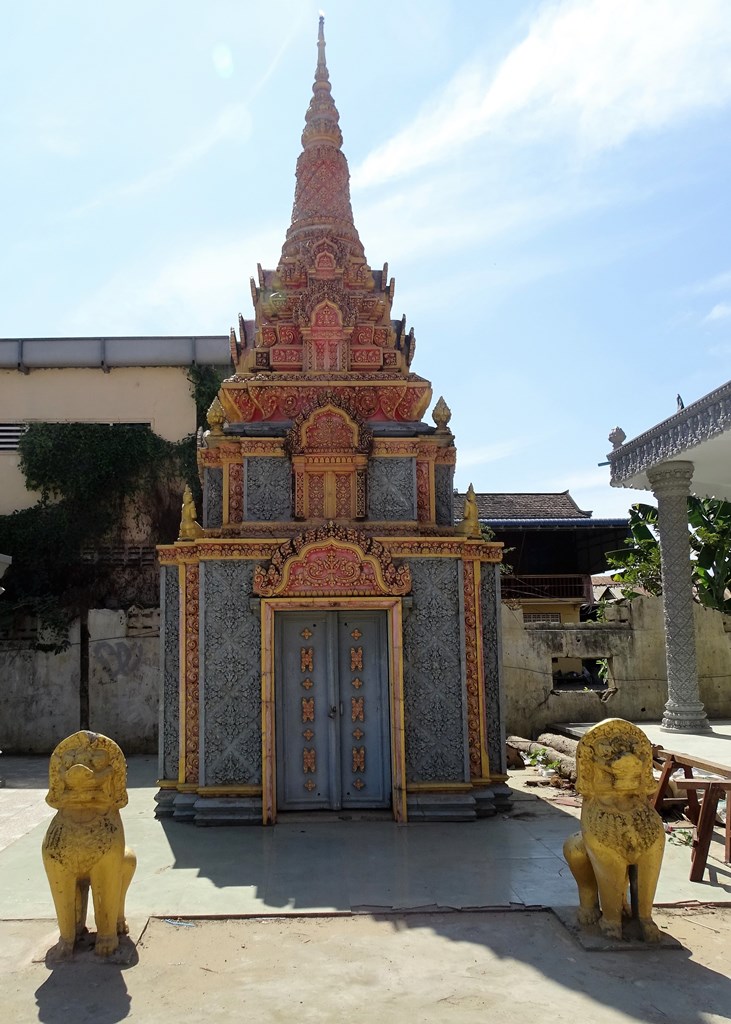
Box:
253 522 412 597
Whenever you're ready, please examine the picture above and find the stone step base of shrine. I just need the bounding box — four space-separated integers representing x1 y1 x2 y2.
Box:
407 783 512 822
154 783 513 825
155 791 262 825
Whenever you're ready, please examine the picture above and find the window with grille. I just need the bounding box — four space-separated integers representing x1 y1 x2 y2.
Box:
524 611 562 624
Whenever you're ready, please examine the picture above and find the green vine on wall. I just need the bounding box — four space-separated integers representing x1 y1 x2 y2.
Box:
187 363 226 429
0 364 224 650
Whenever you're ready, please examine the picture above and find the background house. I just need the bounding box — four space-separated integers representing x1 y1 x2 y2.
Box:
462 490 629 623
0 334 231 514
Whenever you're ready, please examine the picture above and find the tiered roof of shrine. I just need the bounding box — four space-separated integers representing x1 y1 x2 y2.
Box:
219 17 432 427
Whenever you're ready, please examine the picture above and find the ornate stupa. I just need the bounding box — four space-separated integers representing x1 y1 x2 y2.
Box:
157 19 509 826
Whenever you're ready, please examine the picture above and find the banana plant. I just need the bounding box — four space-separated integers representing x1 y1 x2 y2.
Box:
606 498 731 613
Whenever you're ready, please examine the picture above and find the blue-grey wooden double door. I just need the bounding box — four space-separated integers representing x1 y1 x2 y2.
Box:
275 611 391 811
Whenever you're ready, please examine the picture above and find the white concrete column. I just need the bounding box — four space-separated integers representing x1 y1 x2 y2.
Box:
647 461 709 732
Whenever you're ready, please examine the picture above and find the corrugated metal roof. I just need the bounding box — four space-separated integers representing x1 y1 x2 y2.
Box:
0 336 231 370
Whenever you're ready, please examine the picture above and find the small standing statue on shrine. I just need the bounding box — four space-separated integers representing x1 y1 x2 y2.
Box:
42 731 137 958
178 484 203 541
457 483 482 539
563 719 665 942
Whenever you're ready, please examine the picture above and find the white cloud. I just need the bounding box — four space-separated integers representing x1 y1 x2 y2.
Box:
70 103 254 216
708 342 731 358
684 269 731 295
353 0 731 190
704 303 731 324
64 228 281 335
67 17 303 217
456 439 530 470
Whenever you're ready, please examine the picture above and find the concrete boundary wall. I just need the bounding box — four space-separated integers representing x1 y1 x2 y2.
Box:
503 596 731 738
2 596 730 754
0 607 159 754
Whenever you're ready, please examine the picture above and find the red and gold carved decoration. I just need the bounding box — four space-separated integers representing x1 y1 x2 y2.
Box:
301 678 314 690
416 461 431 523
462 560 485 779
303 748 316 773
301 697 315 722
300 648 314 672
158 540 282 564
335 474 352 517
305 302 344 371
183 564 200 783
294 469 306 518
352 747 365 773
218 377 432 426
306 409 354 450
294 458 365 520
227 462 244 523
434 447 457 466
355 469 367 517
383 539 504 563
350 647 363 671
253 523 412 597
353 778 365 790
286 396 372 456
351 697 364 722
308 473 325 517
353 728 364 740
351 677 363 689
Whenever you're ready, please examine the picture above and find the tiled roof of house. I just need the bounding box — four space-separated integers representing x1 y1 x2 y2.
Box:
459 490 592 520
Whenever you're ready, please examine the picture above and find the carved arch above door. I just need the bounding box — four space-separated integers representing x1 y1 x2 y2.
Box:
253 522 412 597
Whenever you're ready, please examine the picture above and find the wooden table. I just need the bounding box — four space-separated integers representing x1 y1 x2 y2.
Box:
652 747 731 883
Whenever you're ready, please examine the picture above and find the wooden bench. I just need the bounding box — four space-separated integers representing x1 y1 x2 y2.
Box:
652 747 731 882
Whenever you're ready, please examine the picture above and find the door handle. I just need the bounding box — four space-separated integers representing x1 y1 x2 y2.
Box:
328 705 337 719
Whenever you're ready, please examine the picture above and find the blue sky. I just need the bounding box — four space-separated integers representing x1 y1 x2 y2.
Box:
3 0 731 517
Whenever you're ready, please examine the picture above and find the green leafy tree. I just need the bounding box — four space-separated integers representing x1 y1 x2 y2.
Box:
607 499 731 613
0 422 196 649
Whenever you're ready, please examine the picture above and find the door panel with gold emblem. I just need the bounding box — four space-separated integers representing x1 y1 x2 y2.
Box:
275 611 390 811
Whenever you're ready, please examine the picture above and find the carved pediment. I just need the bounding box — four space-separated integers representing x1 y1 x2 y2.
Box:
286 396 372 455
253 522 411 597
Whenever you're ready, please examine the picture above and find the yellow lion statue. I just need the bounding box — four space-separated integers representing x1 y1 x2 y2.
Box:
42 730 137 958
563 719 665 942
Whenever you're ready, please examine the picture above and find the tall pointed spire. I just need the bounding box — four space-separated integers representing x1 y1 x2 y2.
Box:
280 16 365 263
301 16 342 151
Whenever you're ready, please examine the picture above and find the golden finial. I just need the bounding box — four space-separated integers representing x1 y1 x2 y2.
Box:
178 485 203 542
207 396 225 436
457 483 481 539
432 396 452 433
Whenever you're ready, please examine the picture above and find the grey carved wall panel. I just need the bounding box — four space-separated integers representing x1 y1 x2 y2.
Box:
203 468 223 529
434 465 455 526
200 561 262 785
159 566 180 780
403 558 466 781
481 564 505 775
368 458 416 520
245 457 292 521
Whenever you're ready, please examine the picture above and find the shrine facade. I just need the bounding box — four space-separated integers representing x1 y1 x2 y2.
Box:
156 19 509 825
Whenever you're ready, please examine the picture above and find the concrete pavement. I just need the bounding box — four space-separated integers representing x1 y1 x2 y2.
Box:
2 729 730 1023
